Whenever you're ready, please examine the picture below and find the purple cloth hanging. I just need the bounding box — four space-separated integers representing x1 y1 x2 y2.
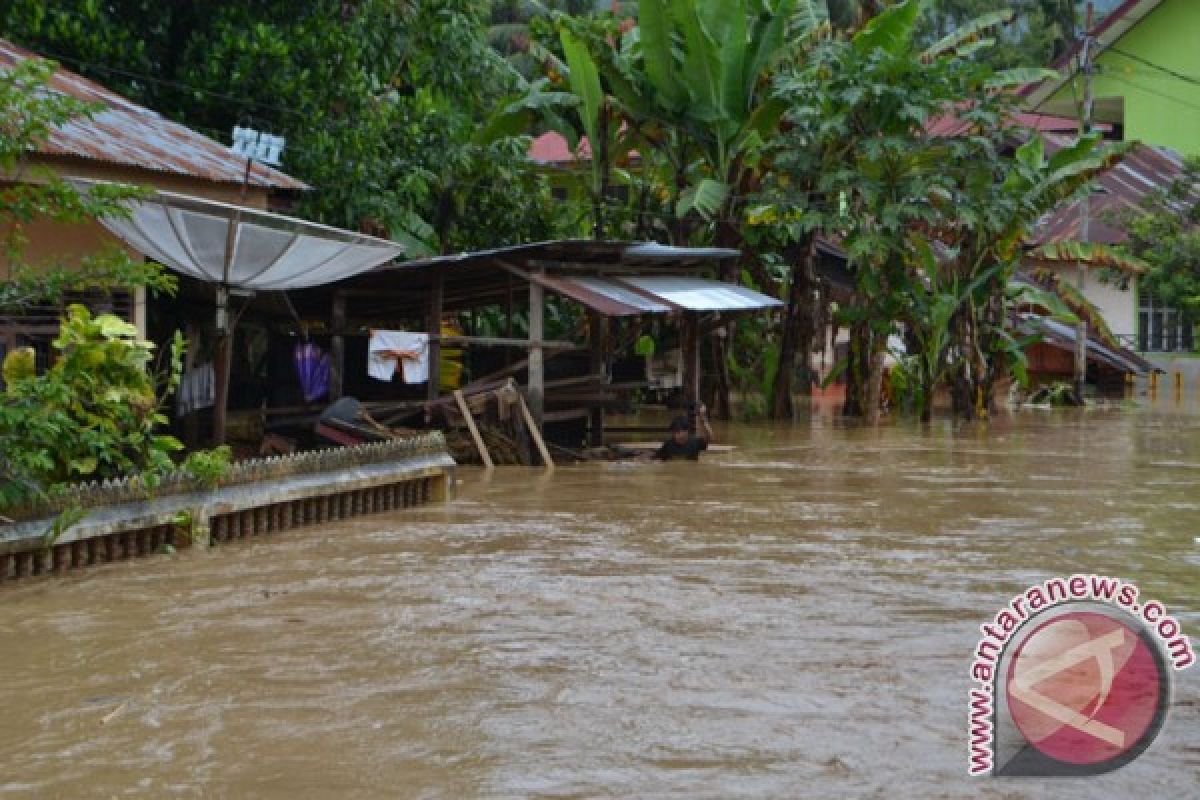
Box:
293 342 330 404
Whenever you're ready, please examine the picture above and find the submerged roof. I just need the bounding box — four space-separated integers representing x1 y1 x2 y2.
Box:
0 38 306 190
76 181 402 291
1017 313 1158 375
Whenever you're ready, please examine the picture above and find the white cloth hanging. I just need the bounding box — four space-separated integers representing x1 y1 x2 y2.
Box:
367 330 429 384
176 362 215 414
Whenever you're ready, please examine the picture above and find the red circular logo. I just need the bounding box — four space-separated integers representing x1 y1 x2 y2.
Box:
1005 610 1166 766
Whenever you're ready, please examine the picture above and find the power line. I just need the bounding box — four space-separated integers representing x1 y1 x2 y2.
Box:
1108 46 1200 89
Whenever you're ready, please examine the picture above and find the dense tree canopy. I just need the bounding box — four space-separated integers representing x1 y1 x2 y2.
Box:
1 0 565 254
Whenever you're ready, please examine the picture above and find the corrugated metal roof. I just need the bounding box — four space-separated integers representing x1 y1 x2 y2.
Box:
393 240 739 272
1016 313 1158 375
535 275 673 316
619 276 783 312
535 274 780 316
1030 137 1195 247
0 38 307 190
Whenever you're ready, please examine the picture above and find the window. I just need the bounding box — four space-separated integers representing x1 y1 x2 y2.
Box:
1139 293 1194 352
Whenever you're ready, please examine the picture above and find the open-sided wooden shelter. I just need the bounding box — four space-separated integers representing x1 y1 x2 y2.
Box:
298 240 783 452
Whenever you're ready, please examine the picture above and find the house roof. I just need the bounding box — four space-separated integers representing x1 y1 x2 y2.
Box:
1021 0 1166 109
529 131 592 165
1016 312 1158 374
0 38 307 190
330 239 765 319
925 111 1100 138
1029 135 1195 246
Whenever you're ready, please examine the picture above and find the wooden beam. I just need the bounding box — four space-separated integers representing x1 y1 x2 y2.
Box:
589 311 605 446
516 388 554 469
453 389 494 469
212 285 231 446
682 313 700 408
330 290 346 401
427 268 444 403
528 268 545 426
432 335 577 350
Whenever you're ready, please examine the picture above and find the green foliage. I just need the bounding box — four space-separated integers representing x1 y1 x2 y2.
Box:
1113 157 1200 319
0 305 185 507
2 1 566 255
180 446 233 489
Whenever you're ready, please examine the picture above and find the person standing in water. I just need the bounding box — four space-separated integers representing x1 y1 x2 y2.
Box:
655 403 713 461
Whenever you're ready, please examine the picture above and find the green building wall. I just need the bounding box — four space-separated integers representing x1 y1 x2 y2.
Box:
1046 0 1200 156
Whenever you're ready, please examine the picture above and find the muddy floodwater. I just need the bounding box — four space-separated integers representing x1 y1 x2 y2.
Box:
2 408 1198 798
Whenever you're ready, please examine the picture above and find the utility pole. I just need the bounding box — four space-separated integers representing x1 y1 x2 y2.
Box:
1074 3 1095 404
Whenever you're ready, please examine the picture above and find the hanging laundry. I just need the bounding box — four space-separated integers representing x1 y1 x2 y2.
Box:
293 342 330 403
367 330 429 384
176 362 215 415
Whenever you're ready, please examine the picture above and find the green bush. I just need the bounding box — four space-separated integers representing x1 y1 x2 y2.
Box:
0 305 184 507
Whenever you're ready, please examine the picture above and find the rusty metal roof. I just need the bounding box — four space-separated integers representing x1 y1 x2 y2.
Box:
1 38 307 190
1030 136 1195 247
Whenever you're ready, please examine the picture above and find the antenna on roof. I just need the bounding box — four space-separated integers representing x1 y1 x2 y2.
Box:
230 125 285 167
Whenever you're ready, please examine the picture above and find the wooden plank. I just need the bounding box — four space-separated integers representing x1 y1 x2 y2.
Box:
330 291 346 401
453 389 494 469
427 268 444 403
543 408 590 423
614 441 735 453
528 271 545 425
516 390 554 469
432 335 577 350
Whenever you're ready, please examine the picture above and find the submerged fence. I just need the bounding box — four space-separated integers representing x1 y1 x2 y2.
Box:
0 434 456 583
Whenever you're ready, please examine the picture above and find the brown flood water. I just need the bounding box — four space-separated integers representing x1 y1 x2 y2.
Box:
1 408 1198 798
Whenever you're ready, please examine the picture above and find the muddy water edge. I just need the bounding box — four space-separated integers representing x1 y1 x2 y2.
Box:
0 409 1197 798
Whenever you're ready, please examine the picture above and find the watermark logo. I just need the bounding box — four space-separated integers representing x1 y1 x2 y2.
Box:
968 575 1193 777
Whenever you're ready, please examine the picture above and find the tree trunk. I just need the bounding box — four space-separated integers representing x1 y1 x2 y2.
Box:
865 332 887 425
769 235 817 419
842 318 871 418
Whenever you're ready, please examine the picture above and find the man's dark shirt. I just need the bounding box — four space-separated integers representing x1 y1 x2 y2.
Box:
655 435 708 461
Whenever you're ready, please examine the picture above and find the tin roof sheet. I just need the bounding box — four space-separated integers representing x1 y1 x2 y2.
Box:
1 38 307 190
1030 136 1196 246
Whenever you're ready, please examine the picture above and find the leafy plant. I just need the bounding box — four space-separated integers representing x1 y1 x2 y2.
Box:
0 305 185 508
181 446 233 489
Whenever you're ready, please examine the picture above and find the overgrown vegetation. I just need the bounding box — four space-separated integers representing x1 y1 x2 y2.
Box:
3 0 1150 428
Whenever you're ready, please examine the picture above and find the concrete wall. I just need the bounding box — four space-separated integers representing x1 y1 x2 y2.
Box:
1041 263 1138 343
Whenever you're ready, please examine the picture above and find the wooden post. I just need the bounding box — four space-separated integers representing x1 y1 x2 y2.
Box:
528 271 545 426
427 269 444 403
454 389 494 469
682 313 700 409
517 389 554 470
505 274 515 367
330 290 346 401
589 311 606 446
212 286 232 446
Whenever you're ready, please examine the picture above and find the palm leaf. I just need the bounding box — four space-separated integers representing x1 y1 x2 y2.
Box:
985 67 1061 90
852 0 920 57
677 178 729 219
559 29 603 149
1027 268 1120 349
639 0 687 110
1025 241 1150 274
922 10 1014 61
